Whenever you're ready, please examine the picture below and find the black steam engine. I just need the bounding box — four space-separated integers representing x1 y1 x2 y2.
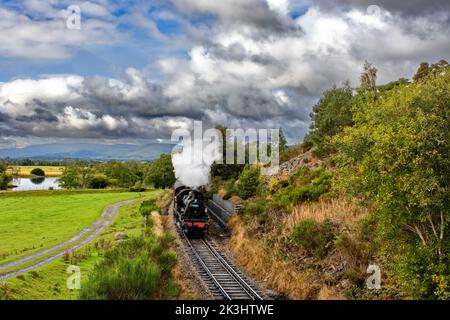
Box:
174 182 209 237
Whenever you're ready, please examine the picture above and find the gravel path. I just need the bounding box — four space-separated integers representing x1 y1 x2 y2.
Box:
0 199 135 281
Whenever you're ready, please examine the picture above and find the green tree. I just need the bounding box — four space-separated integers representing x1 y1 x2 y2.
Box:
0 160 7 173
413 62 430 83
0 173 12 190
210 126 245 180
58 167 81 189
235 165 261 200
145 154 175 189
360 61 378 94
413 60 449 83
88 173 110 189
278 128 288 154
333 65 450 298
30 168 45 177
306 82 353 155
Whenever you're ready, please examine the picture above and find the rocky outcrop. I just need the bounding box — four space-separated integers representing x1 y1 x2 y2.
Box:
265 150 323 184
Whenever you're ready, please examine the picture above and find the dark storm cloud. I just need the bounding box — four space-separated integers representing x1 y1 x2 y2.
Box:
171 0 298 35
0 112 10 122
15 104 58 123
309 0 450 16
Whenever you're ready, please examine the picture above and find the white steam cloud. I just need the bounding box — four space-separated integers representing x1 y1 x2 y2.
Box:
171 126 223 188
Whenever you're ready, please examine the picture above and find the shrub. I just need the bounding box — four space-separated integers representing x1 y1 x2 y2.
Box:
395 244 450 299
242 198 267 223
291 218 335 258
223 180 236 200
80 235 179 300
30 168 45 176
140 200 159 226
235 165 261 200
129 181 145 192
268 177 279 192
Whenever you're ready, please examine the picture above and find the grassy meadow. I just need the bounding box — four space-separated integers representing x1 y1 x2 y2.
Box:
0 189 167 300
0 190 142 265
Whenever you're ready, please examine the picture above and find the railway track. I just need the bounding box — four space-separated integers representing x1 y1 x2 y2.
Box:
180 231 264 300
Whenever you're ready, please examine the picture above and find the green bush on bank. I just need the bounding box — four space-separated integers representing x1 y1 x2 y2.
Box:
274 167 331 208
291 218 335 258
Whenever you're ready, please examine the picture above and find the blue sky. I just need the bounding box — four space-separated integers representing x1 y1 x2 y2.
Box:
0 0 449 148
0 0 196 81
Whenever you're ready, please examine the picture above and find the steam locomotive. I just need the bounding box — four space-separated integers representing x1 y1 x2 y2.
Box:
174 182 209 237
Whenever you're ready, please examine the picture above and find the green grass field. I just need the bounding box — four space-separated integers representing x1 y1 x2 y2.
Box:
6 166 65 177
0 190 142 264
0 189 166 300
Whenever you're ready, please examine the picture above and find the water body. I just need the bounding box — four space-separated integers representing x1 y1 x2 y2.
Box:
10 177 62 191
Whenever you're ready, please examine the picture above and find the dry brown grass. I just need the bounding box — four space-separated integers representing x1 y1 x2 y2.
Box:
150 211 163 237
317 286 346 300
228 198 372 300
217 186 227 198
229 195 242 205
281 198 368 238
229 216 320 299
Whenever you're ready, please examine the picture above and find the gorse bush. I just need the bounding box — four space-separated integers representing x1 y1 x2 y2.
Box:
242 198 268 223
291 218 335 258
274 167 331 208
80 234 179 300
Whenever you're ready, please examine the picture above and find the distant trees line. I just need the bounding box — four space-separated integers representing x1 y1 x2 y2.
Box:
2 159 70 166
0 155 177 191
58 155 176 190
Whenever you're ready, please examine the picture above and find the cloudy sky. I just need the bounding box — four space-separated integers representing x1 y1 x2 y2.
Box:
0 0 449 148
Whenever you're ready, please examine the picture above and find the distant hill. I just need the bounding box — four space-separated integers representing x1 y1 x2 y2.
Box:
0 142 176 161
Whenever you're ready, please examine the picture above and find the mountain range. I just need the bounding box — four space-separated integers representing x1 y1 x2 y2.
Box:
0 143 176 161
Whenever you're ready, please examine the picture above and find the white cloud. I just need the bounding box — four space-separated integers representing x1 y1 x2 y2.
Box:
0 1 449 145
0 3 121 59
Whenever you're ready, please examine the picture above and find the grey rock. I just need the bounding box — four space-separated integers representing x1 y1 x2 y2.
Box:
115 232 128 240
